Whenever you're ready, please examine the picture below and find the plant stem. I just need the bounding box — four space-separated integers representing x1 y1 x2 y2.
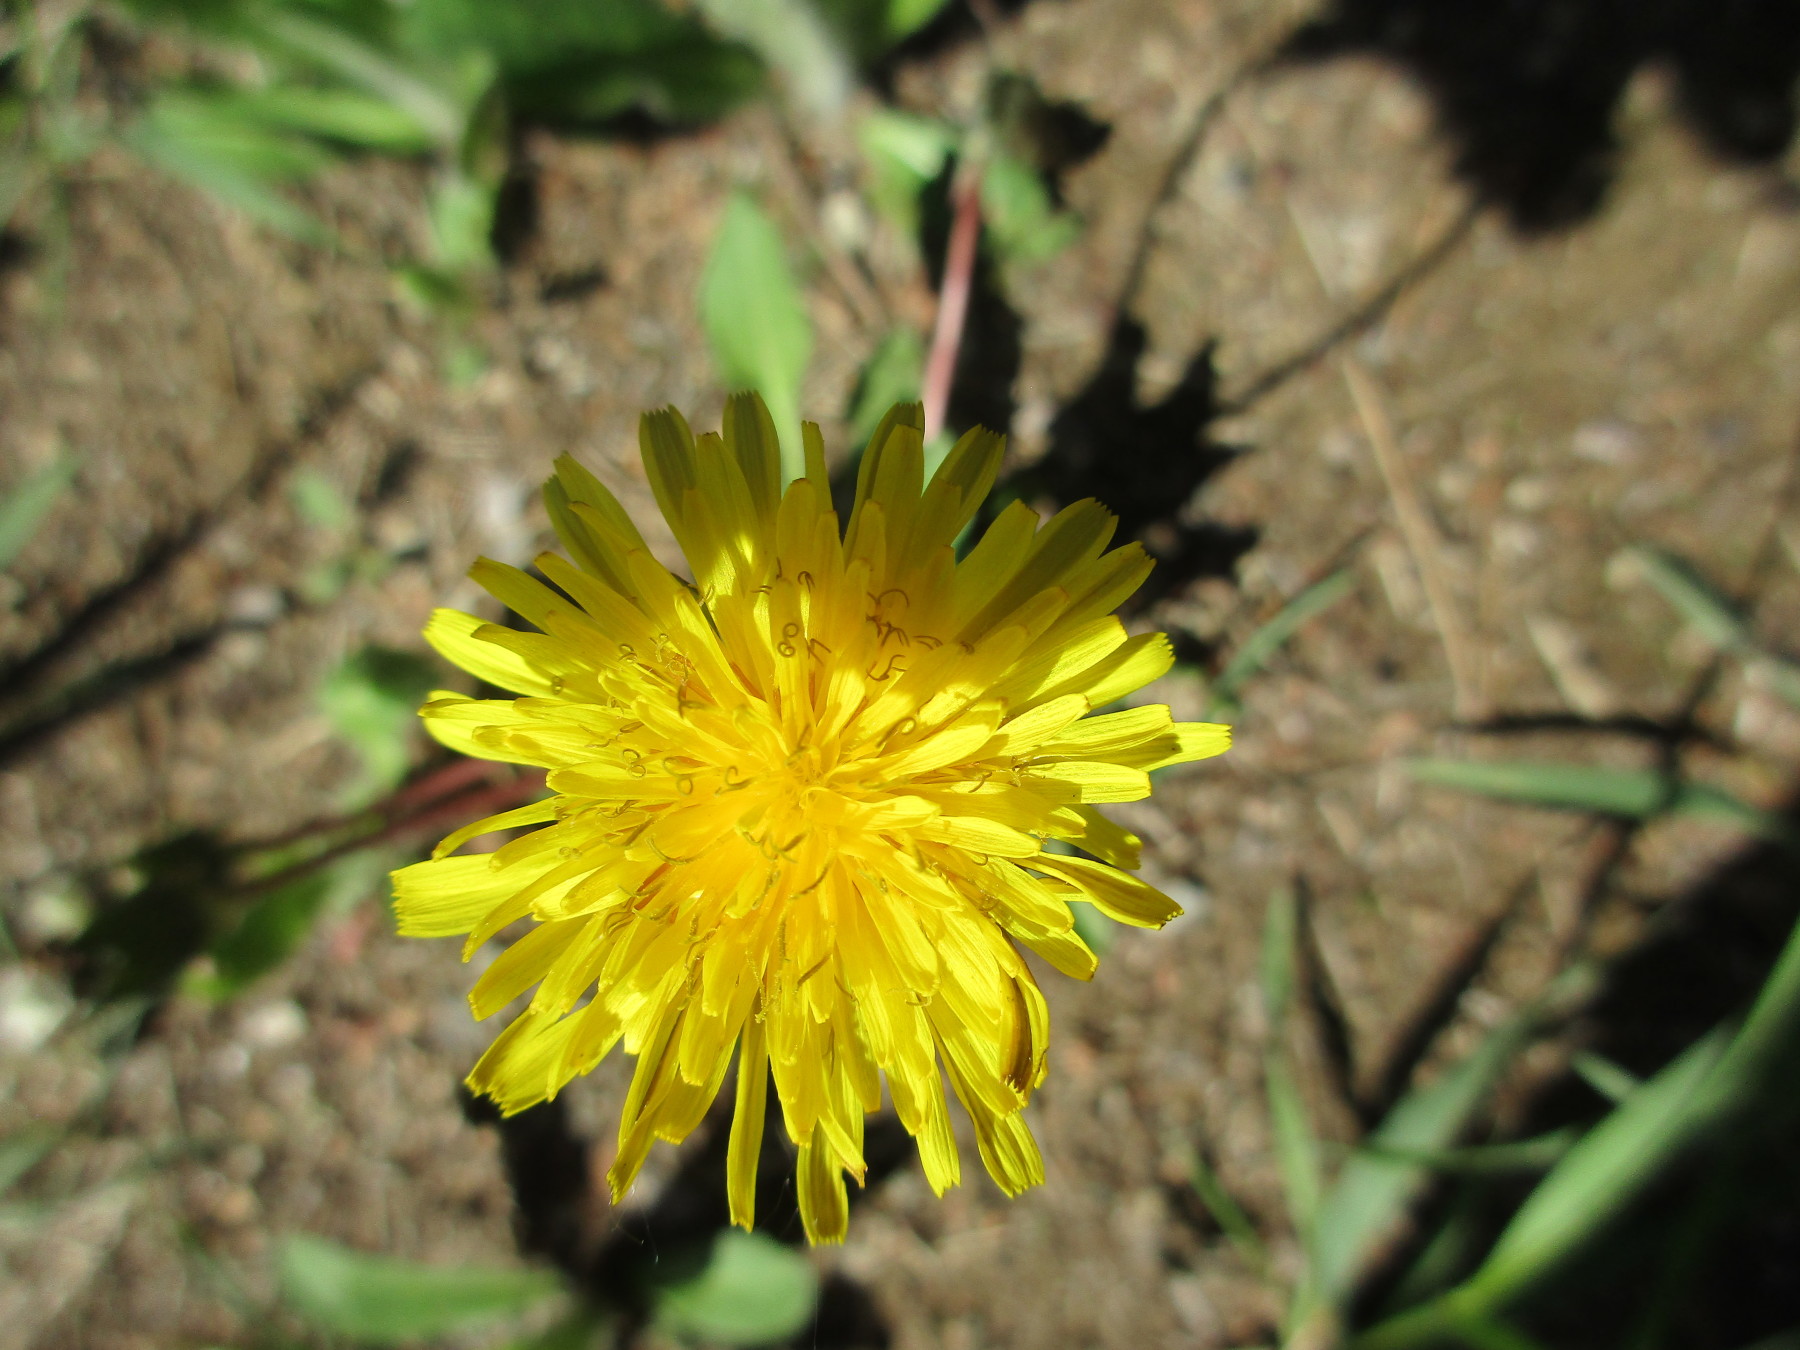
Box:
921 165 982 443
238 768 544 897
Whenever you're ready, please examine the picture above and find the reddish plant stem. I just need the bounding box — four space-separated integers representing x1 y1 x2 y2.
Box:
239 771 546 898
385 755 498 814
235 756 500 855
921 166 983 443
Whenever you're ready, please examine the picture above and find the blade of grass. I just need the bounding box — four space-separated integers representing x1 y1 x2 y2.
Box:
1466 1027 1728 1304
1307 964 1594 1314
1381 1182 1485 1311
1262 884 1299 1029
1210 570 1354 715
125 98 331 243
0 453 74 570
1187 1148 1271 1273
1360 903 1800 1345
1268 1057 1323 1239
1621 545 1748 650
1623 544 1800 710
254 9 465 147
1261 886 1323 1244
1348 1127 1577 1176
1569 1050 1639 1105
1406 758 1795 845
210 85 439 154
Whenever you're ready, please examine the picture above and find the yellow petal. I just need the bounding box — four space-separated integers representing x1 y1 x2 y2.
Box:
469 917 586 1019
1021 760 1152 803
1032 853 1183 928
423 609 556 696
1067 806 1142 869
392 853 543 938
430 797 559 860
723 390 782 524
796 1139 849 1245
727 1015 769 1231
1142 721 1232 769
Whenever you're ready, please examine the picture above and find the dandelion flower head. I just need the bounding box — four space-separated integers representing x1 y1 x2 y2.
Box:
393 395 1229 1243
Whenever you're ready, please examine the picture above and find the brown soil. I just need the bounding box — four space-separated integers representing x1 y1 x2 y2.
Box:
5 1 1800 1348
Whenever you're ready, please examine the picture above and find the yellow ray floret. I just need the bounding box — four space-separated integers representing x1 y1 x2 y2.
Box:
391 396 1229 1243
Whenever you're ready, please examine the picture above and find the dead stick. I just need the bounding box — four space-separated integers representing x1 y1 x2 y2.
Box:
1342 357 1485 720
922 168 983 443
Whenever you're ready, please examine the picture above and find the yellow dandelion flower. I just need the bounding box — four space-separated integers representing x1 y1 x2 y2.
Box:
392 395 1229 1243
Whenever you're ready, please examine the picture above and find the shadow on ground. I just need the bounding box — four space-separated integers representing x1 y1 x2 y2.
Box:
465 1089 907 1348
1287 0 1800 230
1020 318 1256 614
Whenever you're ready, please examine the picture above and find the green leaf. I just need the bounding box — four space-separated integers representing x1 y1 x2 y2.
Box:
278 1234 561 1345
1310 1008 1534 1308
1359 910 1800 1346
652 1230 820 1346
1210 570 1354 714
886 0 954 37
979 151 1079 263
319 646 440 796
1382 1185 1488 1311
848 328 925 446
140 90 337 181
857 107 953 234
701 193 813 483
215 84 439 153
428 170 498 270
694 0 851 116
289 466 353 532
0 453 75 571
200 873 333 998
126 95 331 243
393 262 476 316
396 0 762 126
1687 889 1800 1138
1069 901 1116 955
0 1127 59 1198
1406 759 1795 844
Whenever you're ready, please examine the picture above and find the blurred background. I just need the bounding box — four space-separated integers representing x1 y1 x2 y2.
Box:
4 1 1800 1347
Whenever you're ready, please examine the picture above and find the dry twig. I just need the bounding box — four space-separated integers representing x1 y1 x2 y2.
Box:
1341 357 1486 720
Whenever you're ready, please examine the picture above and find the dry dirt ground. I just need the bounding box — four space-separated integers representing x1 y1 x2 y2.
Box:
5 1 1800 1348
